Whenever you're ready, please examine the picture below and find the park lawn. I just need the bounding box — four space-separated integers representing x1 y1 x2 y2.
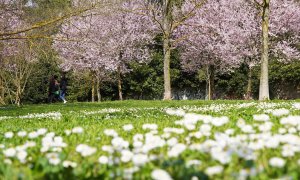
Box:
0 100 300 179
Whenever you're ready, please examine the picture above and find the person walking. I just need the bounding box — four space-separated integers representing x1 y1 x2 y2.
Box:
48 75 60 103
59 73 67 103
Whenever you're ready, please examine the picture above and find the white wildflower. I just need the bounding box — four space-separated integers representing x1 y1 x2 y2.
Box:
168 143 186 157
63 160 77 168
4 159 12 164
167 137 178 147
133 141 143 149
225 129 234 135
265 138 279 148
45 132 55 138
28 131 39 139
121 150 134 163
253 114 269 121
37 128 47 135
17 150 27 163
272 109 289 116
278 128 287 134
163 128 185 134
269 157 285 168
65 130 71 136
280 116 300 126
104 129 118 137
76 144 97 157
133 134 143 141
111 137 129 150
162 133 171 139
241 125 255 133
248 140 264 150
46 153 60 165
132 154 149 166
98 155 109 164
72 127 84 134
165 108 185 116
237 119 246 127
191 176 199 180
123 124 134 131
3 148 16 157
151 169 173 180
211 116 229 127
17 131 27 137
185 124 196 130
292 103 300 109
142 124 158 130
288 127 297 134
211 148 231 164
282 144 295 157
205 165 224 176
186 160 202 167
258 122 273 132
200 124 212 135
4 132 14 138
102 145 114 154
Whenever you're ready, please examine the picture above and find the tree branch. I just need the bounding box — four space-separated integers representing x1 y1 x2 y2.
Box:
0 3 105 39
171 0 207 32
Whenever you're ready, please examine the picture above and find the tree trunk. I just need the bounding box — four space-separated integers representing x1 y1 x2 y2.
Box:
210 65 215 100
259 0 270 100
91 76 95 102
163 37 172 100
117 65 123 101
205 65 211 100
162 0 172 100
0 77 5 105
96 76 101 102
246 66 253 100
16 82 21 106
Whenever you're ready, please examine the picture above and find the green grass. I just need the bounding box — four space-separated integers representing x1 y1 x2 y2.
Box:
0 100 300 179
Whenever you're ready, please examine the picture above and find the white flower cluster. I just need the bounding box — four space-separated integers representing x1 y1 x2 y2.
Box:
292 103 300 109
165 108 185 116
46 152 61 165
82 108 121 115
41 134 67 153
123 124 134 131
142 124 158 130
0 112 62 120
253 114 270 121
3 141 36 163
76 144 97 157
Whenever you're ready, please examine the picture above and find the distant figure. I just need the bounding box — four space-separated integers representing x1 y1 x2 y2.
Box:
59 73 67 103
48 75 60 103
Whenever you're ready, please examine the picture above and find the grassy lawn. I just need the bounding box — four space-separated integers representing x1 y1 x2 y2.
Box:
1 100 300 179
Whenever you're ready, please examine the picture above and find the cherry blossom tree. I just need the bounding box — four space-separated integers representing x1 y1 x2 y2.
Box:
250 0 300 100
179 0 300 100
54 0 155 101
142 0 207 100
178 0 258 99
0 0 28 105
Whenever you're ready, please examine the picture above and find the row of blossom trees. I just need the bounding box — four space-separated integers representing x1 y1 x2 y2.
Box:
1 0 299 102
179 0 300 100
54 0 300 100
